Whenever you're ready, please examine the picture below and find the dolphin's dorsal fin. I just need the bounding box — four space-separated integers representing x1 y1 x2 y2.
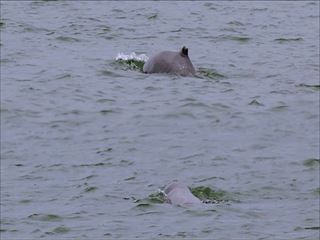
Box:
181 46 188 56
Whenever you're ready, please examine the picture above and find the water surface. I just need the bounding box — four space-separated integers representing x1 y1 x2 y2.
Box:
1 1 319 239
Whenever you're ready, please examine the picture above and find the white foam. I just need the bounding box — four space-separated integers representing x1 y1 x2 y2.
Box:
115 52 149 62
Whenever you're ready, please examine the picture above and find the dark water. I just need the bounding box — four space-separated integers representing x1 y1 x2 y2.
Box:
1 1 319 239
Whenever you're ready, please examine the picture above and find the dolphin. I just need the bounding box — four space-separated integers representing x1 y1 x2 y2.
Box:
163 182 202 206
143 46 196 76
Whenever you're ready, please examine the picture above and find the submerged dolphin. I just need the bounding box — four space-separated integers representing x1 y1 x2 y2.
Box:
163 182 202 206
143 46 196 76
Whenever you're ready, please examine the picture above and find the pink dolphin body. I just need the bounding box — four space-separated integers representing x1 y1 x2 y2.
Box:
163 182 202 206
143 46 196 76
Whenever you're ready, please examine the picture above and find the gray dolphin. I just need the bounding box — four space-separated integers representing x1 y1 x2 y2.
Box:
163 182 202 206
143 46 196 76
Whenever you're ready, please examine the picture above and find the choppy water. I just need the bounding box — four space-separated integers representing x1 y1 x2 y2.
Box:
1 1 319 239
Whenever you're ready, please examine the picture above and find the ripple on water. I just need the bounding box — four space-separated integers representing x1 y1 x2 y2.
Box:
28 214 62 222
303 158 320 168
55 36 81 43
99 69 124 77
274 37 303 43
248 99 264 106
49 226 70 234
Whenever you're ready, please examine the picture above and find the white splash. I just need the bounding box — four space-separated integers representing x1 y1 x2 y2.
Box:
115 52 149 62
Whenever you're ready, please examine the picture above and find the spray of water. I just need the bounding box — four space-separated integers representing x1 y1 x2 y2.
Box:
115 52 149 62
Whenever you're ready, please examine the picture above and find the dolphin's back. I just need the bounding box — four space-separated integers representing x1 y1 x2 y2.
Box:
143 48 195 76
164 182 201 206
143 51 176 73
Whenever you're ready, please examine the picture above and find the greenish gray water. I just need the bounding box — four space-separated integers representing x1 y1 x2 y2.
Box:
1 1 319 239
